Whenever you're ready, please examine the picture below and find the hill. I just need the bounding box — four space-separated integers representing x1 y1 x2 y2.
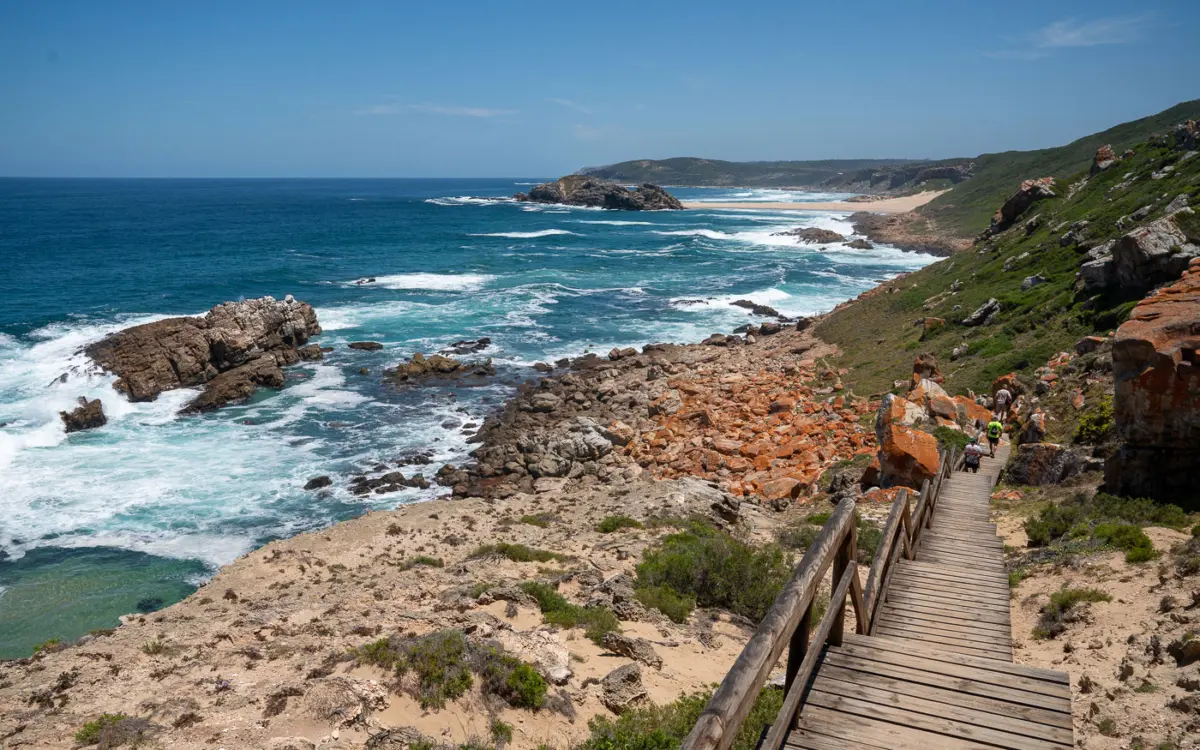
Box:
816 118 1200 398
578 157 927 189
919 99 1200 237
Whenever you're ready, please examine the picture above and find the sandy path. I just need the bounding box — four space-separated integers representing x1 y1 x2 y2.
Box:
682 189 949 214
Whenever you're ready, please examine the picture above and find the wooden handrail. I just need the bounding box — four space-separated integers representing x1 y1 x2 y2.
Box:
681 498 857 750
683 440 962 750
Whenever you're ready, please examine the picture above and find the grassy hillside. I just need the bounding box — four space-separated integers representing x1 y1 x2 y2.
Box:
920 99 1200 237
578 157 920 187
817 123 1200 398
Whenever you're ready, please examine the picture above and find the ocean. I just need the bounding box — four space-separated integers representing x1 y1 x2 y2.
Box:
0 178 934 657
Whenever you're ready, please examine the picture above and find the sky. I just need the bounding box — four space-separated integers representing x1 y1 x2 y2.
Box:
0 0 1197 177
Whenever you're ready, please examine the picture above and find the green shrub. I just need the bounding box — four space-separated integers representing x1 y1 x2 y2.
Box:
1093 523 1157 562
634 584 696 624
75 714 150 747
519 581 620 645
399 555 445 571
1193 523 1200 538
1033 587 1112 639
778 514 880 566
776 523 821 551
31 637 63 656
395 630 474 709
578 687 782 750
503 662 548 709
805 511 832 525
474 643 547 709
1024 491 1188 549
470 543 571 564
1074 396 1114 444
491 719 514 744
635 520 792 622
932 426 971 453
597 515 644 533
520 513 555 528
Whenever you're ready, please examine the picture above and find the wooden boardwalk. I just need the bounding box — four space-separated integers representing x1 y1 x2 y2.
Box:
682 439 1075 750
788 441 1075 749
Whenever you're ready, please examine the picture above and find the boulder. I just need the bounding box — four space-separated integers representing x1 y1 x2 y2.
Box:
304 476 332 491
953 395 992 430
649 390 683 417
496 629 573 685
962 298 1000 327
1017 410 1047 445
1105 258 1200 501
442 337 491 355
348 341 383 351
1110 209 1200 294
60 397 107 433
1090 144 1117 175
601 663 648 714
877 423 940 488
1021 273 1048 291
913 353 943 383
388 352 494 382
876 393 927 431
844 238 873 249
515 175 683 210
730 299 784 318
984 178 1056 237
85 295 321 411
1004 444 1091 485
772 227 846 244
601 633 663 669
1075 336 1107 355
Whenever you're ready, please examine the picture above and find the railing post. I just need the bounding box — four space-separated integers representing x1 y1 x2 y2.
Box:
828 519 855 648
783 600 813 700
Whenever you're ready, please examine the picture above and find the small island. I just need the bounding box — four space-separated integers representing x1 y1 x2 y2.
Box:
515 175 683 210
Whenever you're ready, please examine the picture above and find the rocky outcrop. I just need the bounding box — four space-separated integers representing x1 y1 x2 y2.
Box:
385 353 495 382
60 397 106 433
1110 209 1199 294
962 298 1000 327
844 238 873 249
1105 258 1200 503
601 663 647 714
876 422 939 489
1090 144 1117 175
983 178 1056 238
85 296 321 413
515 175 683 210
771 227 845 244
1004 443 1092 485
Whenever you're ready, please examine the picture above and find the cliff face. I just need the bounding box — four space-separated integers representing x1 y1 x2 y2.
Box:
514 176 683 210
1106 258 1200 503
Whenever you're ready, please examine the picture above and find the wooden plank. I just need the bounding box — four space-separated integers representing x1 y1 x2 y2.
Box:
809 675 1074 744
846 634 1068 684
918 543 1005 562
896 560 1010 585
887 589 1012 614
874 617 1012 645
892 569 1012 593
862 488 908 621
874 627 1012 659
793 705 999 750
893 568 1009 591
879 599 1011 626
923 526 1002 540
803 691 1070 748
785 728 893 750
914 553 1006 571
891 581 1013 607
829 643 1071 700
818 662 1073 728
681 498 854 750
873 604 1012 633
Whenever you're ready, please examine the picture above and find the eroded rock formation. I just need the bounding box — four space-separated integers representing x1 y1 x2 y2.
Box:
85 296 321 413
59 397 107 433
515 175 683 210
982 178 1056 238
1105 258 1200 503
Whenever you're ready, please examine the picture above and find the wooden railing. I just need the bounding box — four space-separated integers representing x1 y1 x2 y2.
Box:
680 446 959 750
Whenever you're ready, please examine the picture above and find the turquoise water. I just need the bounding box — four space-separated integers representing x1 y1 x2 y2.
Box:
0 178 934 657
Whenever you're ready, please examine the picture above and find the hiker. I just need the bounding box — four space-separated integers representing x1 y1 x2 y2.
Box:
986 415 1004 458
963 436 987 473
994 386 1013 419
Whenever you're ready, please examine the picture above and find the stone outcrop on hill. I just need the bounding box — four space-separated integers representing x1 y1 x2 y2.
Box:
1090 144 1118 175
982 178 1056 238
59 397 106 433
1079 207 1199 296
1105 258 1200 502
85 296 321 413
1004 443 1092 485
515 175 683 210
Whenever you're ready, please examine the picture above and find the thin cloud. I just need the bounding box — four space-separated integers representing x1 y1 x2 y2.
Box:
548 97 594 115
988 15 1150 60
354 101 515 118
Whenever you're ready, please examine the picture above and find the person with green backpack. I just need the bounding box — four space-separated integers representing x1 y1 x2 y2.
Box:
986 415 1004 457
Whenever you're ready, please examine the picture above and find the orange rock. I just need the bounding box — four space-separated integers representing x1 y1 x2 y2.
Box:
928 393 957 421
878 423 939 489
953 395 992 429
712 438 742 455
761 476 802 501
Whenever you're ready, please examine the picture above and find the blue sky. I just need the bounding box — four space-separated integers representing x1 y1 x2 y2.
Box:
0 1 1196 177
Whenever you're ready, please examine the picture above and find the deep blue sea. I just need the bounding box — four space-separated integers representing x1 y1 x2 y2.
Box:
0 178 933 657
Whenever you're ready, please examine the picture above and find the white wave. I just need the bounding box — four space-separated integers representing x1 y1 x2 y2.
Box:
341 273 496 292
652 228 801 247
685 189 858 203
424 196 513 207
574 220 655 226
469 229 579 239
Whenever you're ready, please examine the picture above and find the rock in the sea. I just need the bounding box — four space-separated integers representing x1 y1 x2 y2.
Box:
348 341 383 351
771 227 846 244
983 178 1056 237
730 299 784 318
304 475 332 491
962 298 1000 327
442 337 491 355
844 238 873 249
386 352 494 382
1004 443 1093 485
85 295 321 412
601 663 648 714
60 397 107 433
1105 258 1200 501
515 175 682 210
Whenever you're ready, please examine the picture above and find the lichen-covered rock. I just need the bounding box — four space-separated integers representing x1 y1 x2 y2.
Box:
962 298 1001 326
1111 209 1200 294
1004 443 1092 485
601 663 647 714
983 178 1056 237
913 353 943 383
1090 144 1117 175
1106 258 1200 500
85 295 321 412
876 422 939 488
60 397 106 433
601 633 663 669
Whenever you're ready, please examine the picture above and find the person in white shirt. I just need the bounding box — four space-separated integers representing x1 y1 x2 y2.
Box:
994 387 1013 419
963 436 988 473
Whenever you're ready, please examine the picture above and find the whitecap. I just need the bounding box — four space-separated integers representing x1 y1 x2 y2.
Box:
574 220 655 226
469 229 579 239
341 273 496 292
424 196 513 207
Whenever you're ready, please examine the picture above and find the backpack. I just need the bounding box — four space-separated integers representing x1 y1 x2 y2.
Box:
965 450 981 467
987 422 1002 439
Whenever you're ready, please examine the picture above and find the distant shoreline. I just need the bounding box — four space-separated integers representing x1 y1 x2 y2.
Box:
681 190 949 214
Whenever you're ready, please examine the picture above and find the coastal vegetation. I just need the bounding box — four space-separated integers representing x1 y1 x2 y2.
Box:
518 581 621 645
579 687 783 750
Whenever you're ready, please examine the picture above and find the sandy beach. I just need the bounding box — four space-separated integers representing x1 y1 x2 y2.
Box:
683 189 949 213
